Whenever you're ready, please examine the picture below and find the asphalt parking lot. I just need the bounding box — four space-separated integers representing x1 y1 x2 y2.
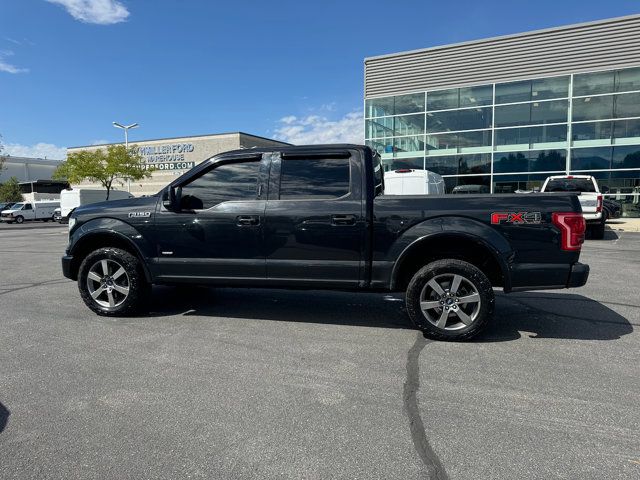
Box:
0 222 639 479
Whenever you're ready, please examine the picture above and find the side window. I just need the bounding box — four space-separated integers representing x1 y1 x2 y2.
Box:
179 160 261 210
24 204 32 210
280 158 350 200
373 152 384 196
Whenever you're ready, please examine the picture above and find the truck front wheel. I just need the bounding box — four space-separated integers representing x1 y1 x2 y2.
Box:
78 247 150 316
406 259 494 341
15 216 24 224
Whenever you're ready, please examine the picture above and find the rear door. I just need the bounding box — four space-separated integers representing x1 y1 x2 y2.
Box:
264 150 366 287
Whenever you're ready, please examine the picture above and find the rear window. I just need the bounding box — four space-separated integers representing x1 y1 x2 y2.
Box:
545 178 596 192
280 158 350 200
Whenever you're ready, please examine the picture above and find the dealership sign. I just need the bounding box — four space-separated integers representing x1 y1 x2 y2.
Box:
136 142 197 171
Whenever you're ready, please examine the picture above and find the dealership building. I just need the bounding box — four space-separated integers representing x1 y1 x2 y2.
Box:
67 132 289 197
365 14 640 216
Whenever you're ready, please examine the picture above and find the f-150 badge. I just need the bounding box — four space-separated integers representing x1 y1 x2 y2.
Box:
128 211 151 218
491 212 542 224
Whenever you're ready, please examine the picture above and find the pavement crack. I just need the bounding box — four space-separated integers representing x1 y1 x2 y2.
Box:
403 333 448 480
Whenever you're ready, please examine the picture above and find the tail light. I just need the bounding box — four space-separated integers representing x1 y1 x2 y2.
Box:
596 194 603 213
552 212 586 251
395 169 413 173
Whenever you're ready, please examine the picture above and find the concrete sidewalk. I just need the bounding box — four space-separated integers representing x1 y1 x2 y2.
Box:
607 218 640 232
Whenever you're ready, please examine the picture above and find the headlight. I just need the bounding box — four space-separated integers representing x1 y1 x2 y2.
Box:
68 217 76 230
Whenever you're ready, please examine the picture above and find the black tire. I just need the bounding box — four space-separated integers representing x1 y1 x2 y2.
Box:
15 215 24 224
591 218 606 240
406 259 495 341
78 247 151 316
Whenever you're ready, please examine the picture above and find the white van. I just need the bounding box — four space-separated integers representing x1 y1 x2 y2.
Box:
383 169 445 195
58 188 134 222
1 201 60 224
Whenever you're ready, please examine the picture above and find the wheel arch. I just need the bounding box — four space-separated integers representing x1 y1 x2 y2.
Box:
391 232 510 292
68 230 152 282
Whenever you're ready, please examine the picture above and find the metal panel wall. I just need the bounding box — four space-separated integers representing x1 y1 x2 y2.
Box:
364 15 640 98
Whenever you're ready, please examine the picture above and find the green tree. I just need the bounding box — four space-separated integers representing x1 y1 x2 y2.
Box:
53 144 152 199
0 177 24 203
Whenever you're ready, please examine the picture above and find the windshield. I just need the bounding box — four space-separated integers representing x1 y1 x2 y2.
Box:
10 203 24 209
545 178 596 193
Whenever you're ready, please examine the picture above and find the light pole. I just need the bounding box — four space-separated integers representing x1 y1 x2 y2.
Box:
112 122 139 192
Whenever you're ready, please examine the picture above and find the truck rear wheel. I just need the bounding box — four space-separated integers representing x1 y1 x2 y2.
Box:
78 247 150 317
406 259 494 341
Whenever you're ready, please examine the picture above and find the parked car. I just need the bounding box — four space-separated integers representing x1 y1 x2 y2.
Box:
541 175 605 239
383 169 445 196
0 202 16 212
451 184 490 194
602 198 622 220
53 207 63 223
1 201 59 224
57 188 133 223
62 145 589 341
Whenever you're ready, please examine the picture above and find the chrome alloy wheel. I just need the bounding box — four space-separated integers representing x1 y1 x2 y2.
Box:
86 259 130 309
419 273 481 331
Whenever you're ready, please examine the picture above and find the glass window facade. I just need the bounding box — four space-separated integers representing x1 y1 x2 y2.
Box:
365 66 640 216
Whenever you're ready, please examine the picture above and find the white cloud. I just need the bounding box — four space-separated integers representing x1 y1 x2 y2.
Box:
0 50 28 74
2 142 67 160
45 0 130 25
274 111 363 145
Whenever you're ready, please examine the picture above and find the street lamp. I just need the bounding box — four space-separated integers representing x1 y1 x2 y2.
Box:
112 122 139 192
112 122 139 148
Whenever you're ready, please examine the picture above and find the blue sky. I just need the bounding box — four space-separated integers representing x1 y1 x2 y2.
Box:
0 0 639 159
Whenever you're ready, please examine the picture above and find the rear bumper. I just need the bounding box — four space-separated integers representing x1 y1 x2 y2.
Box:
567 262 589 288
61 255 75 280
583 212 603 223
508 262 589 292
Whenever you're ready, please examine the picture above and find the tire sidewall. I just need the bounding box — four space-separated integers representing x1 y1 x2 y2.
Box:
406 259 495 341
78 247 148 316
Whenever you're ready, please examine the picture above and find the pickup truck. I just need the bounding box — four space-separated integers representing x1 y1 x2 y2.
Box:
61 145 589 341
541 175 605 239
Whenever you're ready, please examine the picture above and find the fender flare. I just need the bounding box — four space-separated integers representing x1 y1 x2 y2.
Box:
68 218 154 282
389 217 513 291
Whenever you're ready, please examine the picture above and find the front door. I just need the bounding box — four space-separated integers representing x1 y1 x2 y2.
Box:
154 156 267 283
264 151 366 288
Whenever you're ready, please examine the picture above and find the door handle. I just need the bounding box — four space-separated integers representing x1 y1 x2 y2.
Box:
237 215 260 226
331 214 357 226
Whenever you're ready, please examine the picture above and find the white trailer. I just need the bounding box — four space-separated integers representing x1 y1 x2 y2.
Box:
58 188 133 221
0 201 60 224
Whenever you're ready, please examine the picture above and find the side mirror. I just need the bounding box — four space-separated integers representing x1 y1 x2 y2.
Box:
162 186 177 211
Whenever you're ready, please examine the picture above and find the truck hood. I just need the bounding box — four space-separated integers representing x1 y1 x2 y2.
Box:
72 195 158 217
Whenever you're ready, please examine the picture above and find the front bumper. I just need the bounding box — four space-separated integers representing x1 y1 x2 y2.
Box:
61 255 75 280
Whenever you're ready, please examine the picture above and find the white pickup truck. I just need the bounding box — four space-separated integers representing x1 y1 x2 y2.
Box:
541 175 605 239
0 201 60 224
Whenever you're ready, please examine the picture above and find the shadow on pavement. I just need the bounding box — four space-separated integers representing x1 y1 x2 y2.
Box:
149 285 414 330
147 286 633 341
478 292 634 342
0 402 9 433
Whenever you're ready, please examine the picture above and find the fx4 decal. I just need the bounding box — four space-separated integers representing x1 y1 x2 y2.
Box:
491 212 542 225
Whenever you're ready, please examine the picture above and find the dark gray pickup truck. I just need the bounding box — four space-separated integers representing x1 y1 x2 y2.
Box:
62 145 589 340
